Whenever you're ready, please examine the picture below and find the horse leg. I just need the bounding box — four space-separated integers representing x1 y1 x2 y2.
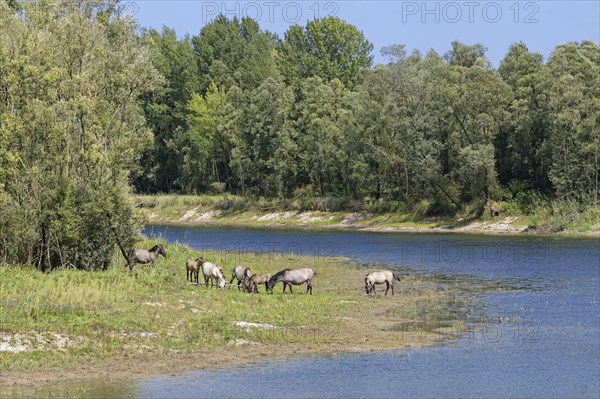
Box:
307 280 312 295
390 281 394 295
264 282 269 293
282 283 287 294
384 281 390 296
187 269 190 282
289 285 293 294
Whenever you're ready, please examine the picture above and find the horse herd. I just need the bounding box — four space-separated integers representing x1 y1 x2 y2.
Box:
133 244 401 296
185 257 315 294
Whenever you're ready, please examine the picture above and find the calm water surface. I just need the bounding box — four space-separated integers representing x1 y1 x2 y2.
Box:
137 226 599 399
9 226 598 398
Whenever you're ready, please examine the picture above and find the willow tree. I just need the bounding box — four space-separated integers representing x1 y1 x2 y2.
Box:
544 41 600 203
0 0 162 270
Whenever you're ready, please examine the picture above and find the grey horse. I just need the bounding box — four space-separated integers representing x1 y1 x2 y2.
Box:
132 244 166 268
364 270 401 295
230 265 252 291
202 262 226 289
267 268 314 295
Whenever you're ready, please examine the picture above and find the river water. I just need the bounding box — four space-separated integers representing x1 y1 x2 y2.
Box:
10 226 600 398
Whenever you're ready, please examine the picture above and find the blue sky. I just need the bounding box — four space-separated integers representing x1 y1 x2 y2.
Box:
131 1 600 67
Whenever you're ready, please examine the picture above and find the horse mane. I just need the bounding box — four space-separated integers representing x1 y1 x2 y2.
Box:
271 269 290 280
149 245 160 251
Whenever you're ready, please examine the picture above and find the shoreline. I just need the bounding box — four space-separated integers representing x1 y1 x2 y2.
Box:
135 195 599 238
145 217 600 239
0 339 447 390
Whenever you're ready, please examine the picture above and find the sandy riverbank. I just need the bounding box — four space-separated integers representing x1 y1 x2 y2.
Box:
146 209 600 238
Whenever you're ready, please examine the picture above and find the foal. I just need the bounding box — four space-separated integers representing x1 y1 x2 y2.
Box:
247 273 272 294
186 257 203 284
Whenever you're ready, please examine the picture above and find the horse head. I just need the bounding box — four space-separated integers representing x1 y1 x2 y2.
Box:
155 244 167 258
217 268 226 289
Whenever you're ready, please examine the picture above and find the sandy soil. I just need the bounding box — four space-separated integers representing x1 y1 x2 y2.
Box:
148 210 600 237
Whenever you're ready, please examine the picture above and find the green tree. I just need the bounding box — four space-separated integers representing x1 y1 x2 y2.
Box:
192 15 279 92
184 84 229 192
497 42 550 192
444 41 490 68
244 78 297 197
295 77 348 196
137 27 200 193
544 41 600 202
0 0 161 269
280 17 373 89
442 62 512 203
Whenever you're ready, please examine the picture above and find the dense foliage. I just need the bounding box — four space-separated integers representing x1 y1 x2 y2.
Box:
1 1 598 269
135 17 599 214
0 0 161 269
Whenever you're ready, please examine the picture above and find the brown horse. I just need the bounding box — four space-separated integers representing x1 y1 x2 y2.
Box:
247 273 272 294
186 257 203 284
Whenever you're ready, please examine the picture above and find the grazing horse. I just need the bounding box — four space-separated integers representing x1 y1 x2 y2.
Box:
186 257 203 284
247 273 272 294
268 268 314 295
132 244 166 268
202 262 226 289
364 270 401 296
230 265 252 291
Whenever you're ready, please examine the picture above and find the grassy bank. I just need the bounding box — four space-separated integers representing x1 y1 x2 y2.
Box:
0 241 499 387
135 194 600 236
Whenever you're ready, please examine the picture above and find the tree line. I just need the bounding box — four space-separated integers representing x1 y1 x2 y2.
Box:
0 0 598 269
134 14 599 214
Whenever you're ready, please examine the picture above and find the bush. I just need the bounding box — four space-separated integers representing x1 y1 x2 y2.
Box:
515 190 547 215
